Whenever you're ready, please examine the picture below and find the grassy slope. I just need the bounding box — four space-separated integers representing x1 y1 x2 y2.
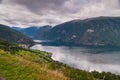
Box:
0 40 120 80
0 49 68 80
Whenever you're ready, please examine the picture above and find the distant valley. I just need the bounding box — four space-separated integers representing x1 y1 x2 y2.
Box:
12 25 52 39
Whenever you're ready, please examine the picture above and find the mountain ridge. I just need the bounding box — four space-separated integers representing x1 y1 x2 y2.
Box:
39 16 120 47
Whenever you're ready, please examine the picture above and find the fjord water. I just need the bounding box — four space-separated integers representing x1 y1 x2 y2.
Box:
31 40 120 74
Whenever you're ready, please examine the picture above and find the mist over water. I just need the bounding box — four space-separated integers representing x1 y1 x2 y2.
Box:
31 42 120 74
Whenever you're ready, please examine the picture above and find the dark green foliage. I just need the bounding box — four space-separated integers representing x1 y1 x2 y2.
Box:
91 71 120 80
0 39 25 54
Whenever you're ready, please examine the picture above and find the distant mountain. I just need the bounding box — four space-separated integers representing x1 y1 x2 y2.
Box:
12 27 22 31
12 25 52 39
41 17 120 47
12 26 39 39
34 25 52 39
0 24 34 45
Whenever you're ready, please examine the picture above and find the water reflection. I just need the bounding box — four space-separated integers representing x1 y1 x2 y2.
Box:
31 43 120 74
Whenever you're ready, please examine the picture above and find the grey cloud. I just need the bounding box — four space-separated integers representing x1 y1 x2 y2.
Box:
11 0 68 13
4 0 120 15
1 0 120 28
0 0 2 3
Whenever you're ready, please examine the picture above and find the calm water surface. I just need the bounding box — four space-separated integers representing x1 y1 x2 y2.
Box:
31 40 120 74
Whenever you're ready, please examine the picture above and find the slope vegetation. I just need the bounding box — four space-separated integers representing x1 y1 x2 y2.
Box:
0 39 120 80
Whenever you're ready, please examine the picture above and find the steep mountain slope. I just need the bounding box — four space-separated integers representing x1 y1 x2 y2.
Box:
0 24 34 44
42 17 120 46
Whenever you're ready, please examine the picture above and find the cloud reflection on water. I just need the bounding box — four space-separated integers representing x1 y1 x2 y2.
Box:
31 44 120 74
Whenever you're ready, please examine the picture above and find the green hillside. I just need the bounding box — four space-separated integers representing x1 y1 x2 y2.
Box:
0 39 120 80
0 24 34 45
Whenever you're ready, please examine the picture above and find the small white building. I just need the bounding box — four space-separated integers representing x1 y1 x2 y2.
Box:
87 29 94 33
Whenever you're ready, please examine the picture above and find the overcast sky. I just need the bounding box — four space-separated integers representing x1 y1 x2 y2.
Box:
0 0 120 28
